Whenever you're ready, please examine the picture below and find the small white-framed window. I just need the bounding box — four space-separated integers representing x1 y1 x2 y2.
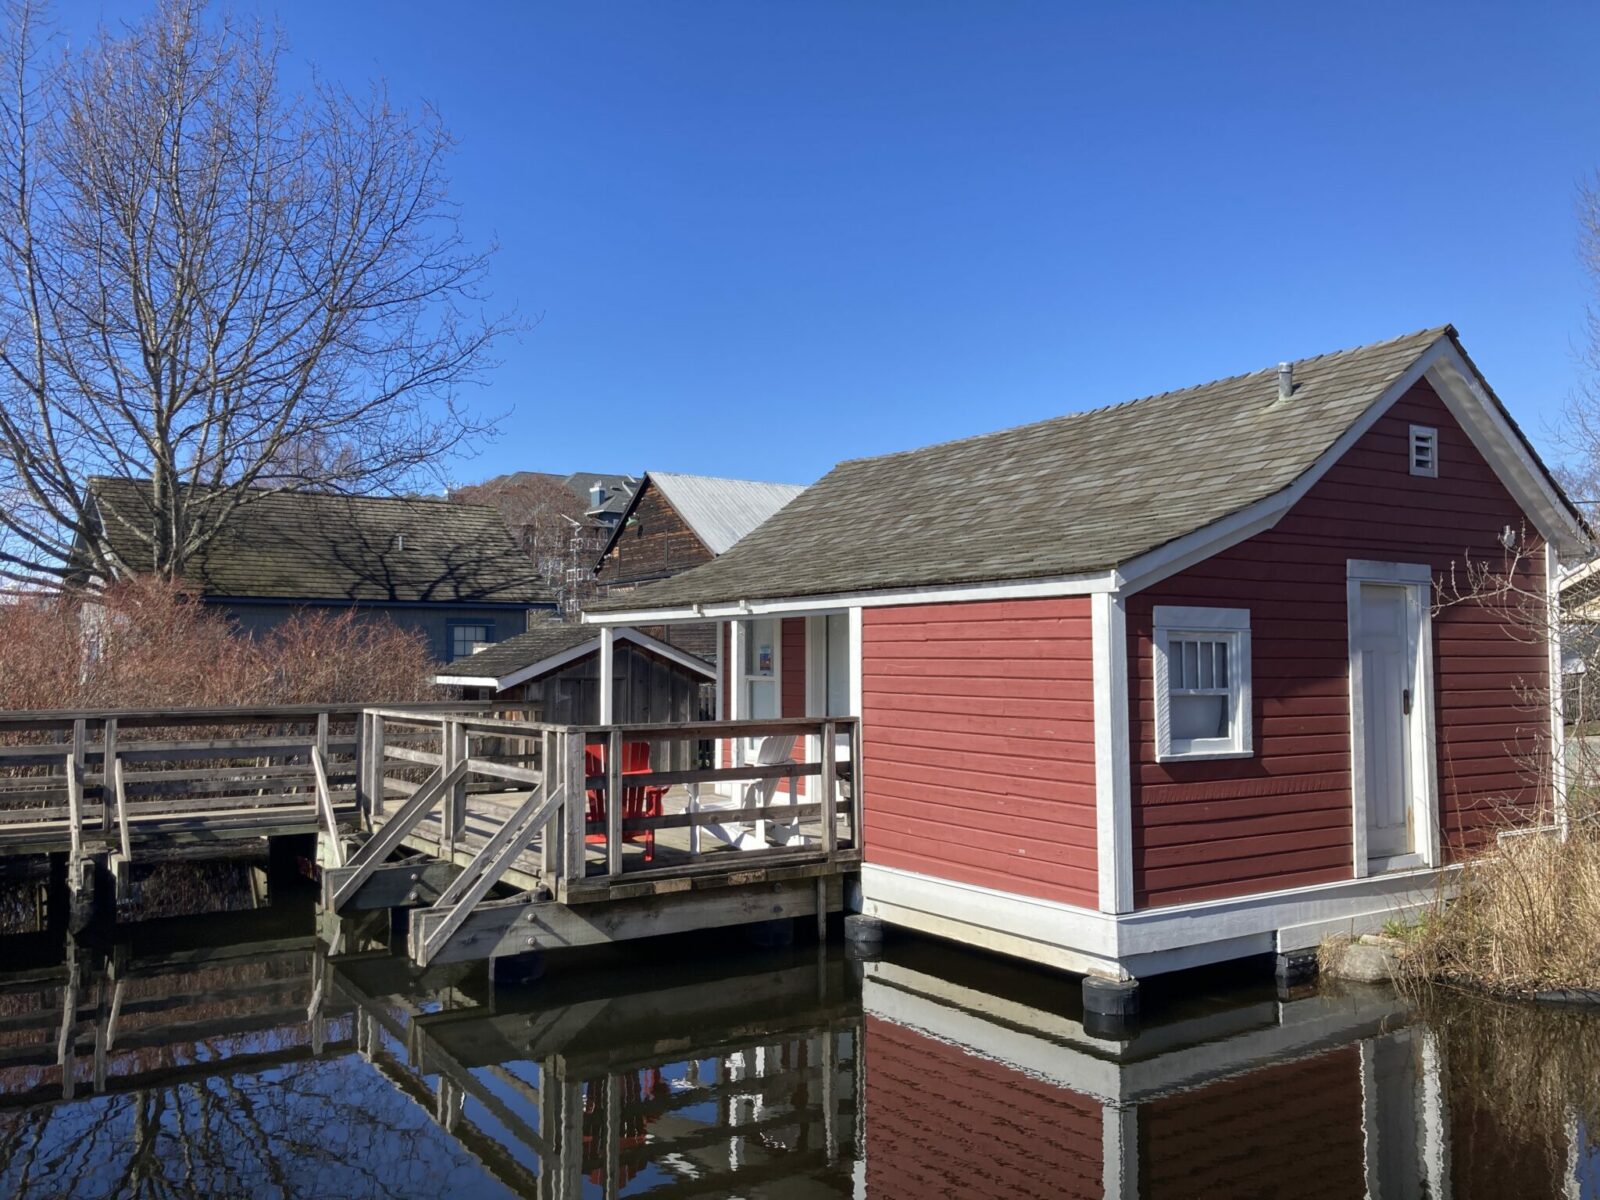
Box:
1409 425 1438 477
741 617 780 719
1153 606 1252 761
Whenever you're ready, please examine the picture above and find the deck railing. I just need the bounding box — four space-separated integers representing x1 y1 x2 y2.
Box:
339 710 863 963
0 702 496 867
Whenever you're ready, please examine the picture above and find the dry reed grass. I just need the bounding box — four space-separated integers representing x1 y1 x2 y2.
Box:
1400 815 1600 995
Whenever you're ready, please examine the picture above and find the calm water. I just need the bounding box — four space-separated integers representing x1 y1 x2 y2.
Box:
0 871 1597 1198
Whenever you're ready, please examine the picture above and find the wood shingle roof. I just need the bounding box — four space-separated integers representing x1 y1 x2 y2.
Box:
591 327 1547 610
88 478 551 605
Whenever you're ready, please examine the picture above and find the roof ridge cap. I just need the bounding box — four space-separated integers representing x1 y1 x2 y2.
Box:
829 325 1453 471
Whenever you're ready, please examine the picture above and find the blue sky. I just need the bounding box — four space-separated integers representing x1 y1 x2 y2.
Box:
60 1 1600 486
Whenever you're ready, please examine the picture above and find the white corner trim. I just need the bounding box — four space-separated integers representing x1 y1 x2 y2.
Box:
1548 543 1568 834
848 606 865 721
1092 593 1134 914
597 626 616 724
580 570 1121 625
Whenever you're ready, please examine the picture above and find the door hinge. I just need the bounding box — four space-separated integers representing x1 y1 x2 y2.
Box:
1403 688 1412 715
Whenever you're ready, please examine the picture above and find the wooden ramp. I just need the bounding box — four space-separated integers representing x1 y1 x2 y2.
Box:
321 710 864 969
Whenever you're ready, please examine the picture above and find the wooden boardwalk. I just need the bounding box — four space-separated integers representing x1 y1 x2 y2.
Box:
322 710 864 969
0 702 498 906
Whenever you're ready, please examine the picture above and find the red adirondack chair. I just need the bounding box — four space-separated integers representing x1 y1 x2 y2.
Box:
585 741 666 862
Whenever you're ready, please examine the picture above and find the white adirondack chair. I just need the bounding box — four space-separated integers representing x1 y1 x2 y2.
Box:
689 735 797 853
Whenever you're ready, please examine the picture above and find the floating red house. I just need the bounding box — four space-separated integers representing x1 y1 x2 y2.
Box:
585 327 1589 995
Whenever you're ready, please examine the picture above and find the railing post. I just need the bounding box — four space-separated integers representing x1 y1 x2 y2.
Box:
369 715 386 821
565 731 587 889
70 718 86 827
605 728 623 879
443 718 466 856
356 712 370 817
820 720 837 859
100 718 117 832
64 750 82 867
539 730 558 889
850 718 864 850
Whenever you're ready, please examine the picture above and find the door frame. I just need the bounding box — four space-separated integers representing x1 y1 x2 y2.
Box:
1347 559 1439 876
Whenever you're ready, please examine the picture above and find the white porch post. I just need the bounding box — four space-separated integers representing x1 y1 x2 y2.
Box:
598 626 616 725
729 619 746 767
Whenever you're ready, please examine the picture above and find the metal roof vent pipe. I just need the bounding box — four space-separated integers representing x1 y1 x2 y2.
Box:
1277 361 1294 401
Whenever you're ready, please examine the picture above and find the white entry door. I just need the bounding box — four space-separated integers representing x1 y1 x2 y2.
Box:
1354 582 1418 863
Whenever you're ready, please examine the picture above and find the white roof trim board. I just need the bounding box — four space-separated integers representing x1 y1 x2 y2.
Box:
647 472 806 556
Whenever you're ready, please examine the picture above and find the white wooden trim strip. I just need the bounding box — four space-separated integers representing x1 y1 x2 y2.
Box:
581 570 1120 625
1091 593 1133 914
1548 543 1569 834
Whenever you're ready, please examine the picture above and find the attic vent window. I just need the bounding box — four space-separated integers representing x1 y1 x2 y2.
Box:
392 533 407 551
1409 426 1438 477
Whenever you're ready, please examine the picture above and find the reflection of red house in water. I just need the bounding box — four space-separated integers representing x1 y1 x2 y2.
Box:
583 1068 670 1188
862 957 1587 1200
590 328 1592 1008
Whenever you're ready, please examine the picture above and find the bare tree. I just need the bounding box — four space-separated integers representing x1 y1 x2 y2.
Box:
451 473 608 615
0 0 511 587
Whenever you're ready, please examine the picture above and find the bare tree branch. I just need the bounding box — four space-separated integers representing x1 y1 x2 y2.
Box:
0 0 514 587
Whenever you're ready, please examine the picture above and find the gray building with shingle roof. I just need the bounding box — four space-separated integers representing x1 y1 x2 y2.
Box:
86 478 554 663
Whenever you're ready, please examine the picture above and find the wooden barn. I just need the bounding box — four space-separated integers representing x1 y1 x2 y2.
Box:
584 327 1590 1000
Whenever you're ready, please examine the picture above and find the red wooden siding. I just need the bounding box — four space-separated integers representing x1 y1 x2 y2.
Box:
1140 1044 1366 1199
861 597 1098 908
865 1015 1103 1199
781 617 806 717
1128 379 1549 908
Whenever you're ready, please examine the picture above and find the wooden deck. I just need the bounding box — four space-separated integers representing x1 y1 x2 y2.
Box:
321 710 864 968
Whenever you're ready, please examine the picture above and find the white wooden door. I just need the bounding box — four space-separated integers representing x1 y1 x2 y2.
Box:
1356 583 1415 860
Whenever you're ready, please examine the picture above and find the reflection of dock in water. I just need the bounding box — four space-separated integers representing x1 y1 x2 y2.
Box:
0 906 349 1110
324 946 863 1198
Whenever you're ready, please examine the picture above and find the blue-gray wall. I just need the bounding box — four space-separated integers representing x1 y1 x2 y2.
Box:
208 598 553 664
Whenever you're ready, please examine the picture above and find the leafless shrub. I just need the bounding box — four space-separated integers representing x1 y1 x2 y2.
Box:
0 575 442 710
1393 536 1600 993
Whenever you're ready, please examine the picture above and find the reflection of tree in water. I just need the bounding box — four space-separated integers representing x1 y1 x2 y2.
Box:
0 1046 518 1199
1421 991 1600 1190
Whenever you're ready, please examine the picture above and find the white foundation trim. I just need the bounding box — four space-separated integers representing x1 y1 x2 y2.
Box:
860 861 1459 978
862 958 1414 1106
1091 592 1134 913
